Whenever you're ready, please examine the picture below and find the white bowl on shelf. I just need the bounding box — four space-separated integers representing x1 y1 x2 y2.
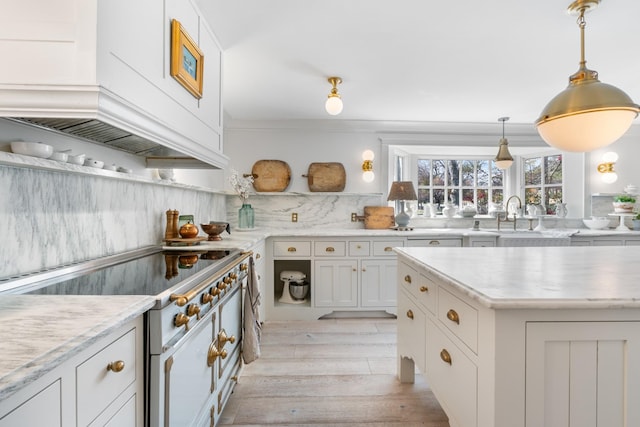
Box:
84 158 104 169
583 218 610 230
68 154 86 165
50 151 68 162
10 141 53 158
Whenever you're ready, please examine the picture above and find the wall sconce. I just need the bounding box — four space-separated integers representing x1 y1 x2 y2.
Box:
325 77 343 115
597 151 618 184
494 116 513 170
535 0 639 152
362 150 375 182
387 181 417 229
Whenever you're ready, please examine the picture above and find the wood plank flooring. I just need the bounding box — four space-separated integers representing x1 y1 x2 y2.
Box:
219 318 450 426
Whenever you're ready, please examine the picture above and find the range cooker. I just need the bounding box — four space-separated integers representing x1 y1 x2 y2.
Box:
0 245 252 427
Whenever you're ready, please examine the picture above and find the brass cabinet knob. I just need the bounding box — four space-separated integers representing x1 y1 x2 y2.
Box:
175 313 189 329
229 272 238 280
220 348 228 359
404 275 412 284
440 349 452 365
325 247 335 252
201 293 214 304
187 304 201 319
107 360 125 373
406 309 414 319
356 244 362 249
420 286 429 293
446 309 460 325
287 247 297 252
207 342 222 366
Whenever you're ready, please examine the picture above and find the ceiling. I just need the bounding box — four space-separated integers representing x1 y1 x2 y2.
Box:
199 0 640 131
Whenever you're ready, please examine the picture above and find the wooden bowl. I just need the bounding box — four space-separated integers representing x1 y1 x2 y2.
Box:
201 222 229 241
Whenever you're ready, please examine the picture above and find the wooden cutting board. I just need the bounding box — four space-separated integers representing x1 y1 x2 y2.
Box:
364 206 395 229
305 162 346 192
251 160 291 192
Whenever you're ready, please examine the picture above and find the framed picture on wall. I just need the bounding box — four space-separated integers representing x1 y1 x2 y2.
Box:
170 19 204 99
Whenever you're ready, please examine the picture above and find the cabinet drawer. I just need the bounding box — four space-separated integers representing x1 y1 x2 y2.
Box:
406 238 462 247
349 241 370 256
373 240 404 256
438 288 478 353
273 240 311 257
314 241 346 256
77 328 137 427
426 318 477 427
398 262 435 314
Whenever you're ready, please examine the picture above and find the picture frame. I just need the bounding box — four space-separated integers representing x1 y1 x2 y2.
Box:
170 19 204 99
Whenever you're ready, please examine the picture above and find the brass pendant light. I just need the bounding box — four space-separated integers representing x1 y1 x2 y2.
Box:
494 117 513 170
535 0 639 152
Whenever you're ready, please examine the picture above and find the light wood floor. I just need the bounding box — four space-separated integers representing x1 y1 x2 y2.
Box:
219 318 450 426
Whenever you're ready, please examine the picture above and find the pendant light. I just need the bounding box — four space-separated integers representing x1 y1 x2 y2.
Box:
325 77 343 115
536 0 639 152
494 117 514 170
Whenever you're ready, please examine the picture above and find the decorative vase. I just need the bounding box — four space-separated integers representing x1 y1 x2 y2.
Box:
442 202 455 218
555 202 567 218
238 203 255 229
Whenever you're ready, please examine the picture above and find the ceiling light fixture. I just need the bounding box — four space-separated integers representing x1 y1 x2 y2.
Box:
325 77 343 115
494 117 514 170
535 0 639 152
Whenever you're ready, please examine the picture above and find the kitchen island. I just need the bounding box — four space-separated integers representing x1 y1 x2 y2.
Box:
396 246 640 427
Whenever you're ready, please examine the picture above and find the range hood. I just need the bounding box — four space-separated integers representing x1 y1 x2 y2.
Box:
0 85 228 170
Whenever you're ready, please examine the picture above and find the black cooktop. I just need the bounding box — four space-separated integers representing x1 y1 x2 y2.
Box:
22 249 236 297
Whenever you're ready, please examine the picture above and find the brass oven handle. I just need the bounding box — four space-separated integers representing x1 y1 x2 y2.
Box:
420 286 429 293
446 309 460 325
170 251 252 306
325 247 335 252
404 275 412 284
429 240 440 246
107 360 125 373
440 349 452 365
287 247 297 252
406 310 414 319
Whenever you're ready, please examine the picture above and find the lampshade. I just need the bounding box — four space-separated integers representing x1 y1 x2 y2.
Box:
325 77 343 115
387 181 417 201
535 0 639 152
494 117 513 170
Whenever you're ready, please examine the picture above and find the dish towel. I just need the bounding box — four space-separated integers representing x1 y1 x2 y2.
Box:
242 255 262 364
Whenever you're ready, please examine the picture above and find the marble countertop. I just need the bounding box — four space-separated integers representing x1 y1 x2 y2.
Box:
396 246 640 310
0 295 155 401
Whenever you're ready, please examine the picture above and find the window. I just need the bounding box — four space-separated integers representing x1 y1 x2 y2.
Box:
523 154 563 214
417 158 505 215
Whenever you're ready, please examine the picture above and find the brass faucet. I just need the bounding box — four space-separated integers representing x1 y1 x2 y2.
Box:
497 195 522 231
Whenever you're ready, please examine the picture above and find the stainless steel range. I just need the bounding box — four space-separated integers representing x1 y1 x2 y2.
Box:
0 245 251 427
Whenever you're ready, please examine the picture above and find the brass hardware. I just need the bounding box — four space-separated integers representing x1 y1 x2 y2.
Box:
256 253 261 260
352 268 357 272
287 247 297 252
174 313 190 329
428 240 440 246
229 272 237 280
384 246 393 251
325 247 335 252
187 304 201 319
446 309 460 325
218 329 236 346
210 286 221 296
440 349 452 365
420 286 429 293
207 342 223 366
170 251 252 306
201 293 214 304
223 277 233 285
218 281 227 291
239 263 248 271
220 348 228 359
406 310 414 319
291 213 298 222
404 275 412 284
231 376 238 382
362 268 366 272
356 244 361 249
107 360 125 373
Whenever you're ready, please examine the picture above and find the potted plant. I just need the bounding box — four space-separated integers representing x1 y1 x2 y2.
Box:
613 195 636 213
633 213 640 231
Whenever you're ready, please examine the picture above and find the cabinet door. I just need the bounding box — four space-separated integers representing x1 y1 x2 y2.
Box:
526 321 640 427
397 290 426 374
361 259 397 307
0 380 61 427
314 260 358 307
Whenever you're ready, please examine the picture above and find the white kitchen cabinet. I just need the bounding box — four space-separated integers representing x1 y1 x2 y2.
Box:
314 260 358 307
406 238 462 247
361 259 397 308
249 239 267 321
0 316 144 427
571 235 640 246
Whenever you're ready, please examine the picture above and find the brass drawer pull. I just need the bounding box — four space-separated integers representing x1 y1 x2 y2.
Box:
384 246 393 251
440 349 452 365
420 286 429 293
429 240 440 246
107 360 125 373
404 275 412 284
325 247 335 252
406 310 414 319
287 247 297 252
446 309 460 324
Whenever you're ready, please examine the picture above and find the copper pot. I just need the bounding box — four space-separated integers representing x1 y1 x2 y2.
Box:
179 222 199 238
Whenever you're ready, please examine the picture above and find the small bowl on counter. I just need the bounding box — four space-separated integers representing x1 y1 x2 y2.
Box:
10 141 53 159
84 158 104 169
583 217 610 230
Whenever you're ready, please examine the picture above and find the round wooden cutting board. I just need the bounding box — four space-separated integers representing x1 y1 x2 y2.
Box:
251 160 291 192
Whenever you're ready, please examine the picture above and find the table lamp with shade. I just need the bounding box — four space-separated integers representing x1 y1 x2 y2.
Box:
387 181 417 229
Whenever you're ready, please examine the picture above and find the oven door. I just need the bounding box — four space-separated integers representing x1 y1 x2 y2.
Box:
149 308 218 427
